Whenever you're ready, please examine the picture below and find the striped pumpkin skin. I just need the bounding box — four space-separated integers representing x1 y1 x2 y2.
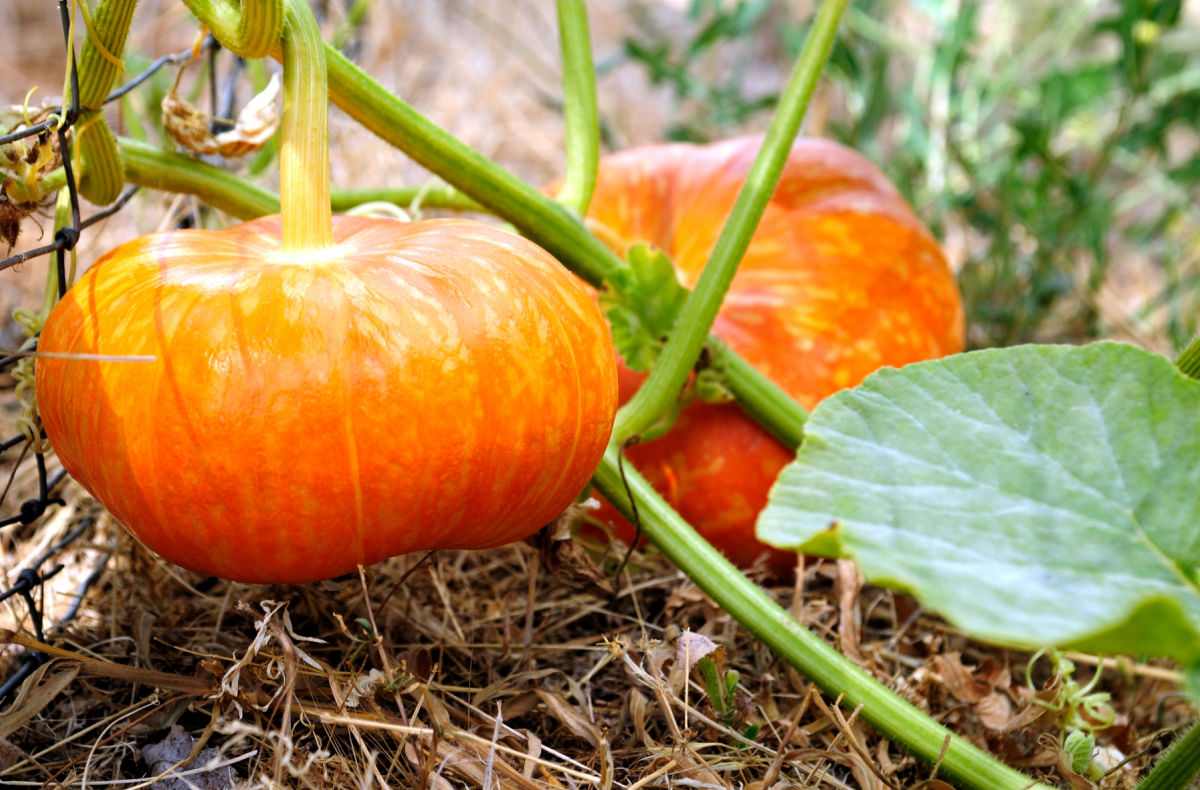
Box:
585 136 964 568
37 216 618 583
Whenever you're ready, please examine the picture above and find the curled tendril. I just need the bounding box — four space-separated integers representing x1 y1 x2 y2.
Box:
344 201 411 222
1025 649 1118 733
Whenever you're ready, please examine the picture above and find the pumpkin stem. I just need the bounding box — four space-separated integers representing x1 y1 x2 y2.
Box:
553 0 599 216
179 0 284 60
77 0 140 109
279 0 333 250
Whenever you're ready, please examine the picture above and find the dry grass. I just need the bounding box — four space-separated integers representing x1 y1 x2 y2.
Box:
0 1 1197 787
0 465 1193 788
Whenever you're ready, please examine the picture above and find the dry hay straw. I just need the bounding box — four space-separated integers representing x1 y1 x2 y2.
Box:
0 470 1192 788
0 1 1196 787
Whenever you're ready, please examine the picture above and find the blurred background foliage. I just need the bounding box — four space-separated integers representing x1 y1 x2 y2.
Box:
620 0 1200 351
3 0 1198 354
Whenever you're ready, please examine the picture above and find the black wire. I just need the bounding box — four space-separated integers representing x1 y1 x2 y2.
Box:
0 345 33 371
55 247 68 299
105 46 197 104
81 186 140 231
35 451 49 503
215 56 246 133
57 0 80 129
0 5 97 701
207 40 221 132
0 186 135 277
46 468 68 495
0 652 47 702
0 240 65 273
611 446 643 593
0 10 171 276
0 521 105 704
0 119 55 147
0 4 195 701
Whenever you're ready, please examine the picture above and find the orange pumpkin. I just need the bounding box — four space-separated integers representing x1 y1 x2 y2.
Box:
36 216 618 583
586 136 964 567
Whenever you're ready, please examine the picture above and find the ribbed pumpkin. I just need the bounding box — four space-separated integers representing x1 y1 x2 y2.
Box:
36 216 618 583
586 136 964 567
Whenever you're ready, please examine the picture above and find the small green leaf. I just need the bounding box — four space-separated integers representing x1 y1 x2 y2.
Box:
724 669 740 700
694 367 735 404
600 244 688 372
759 342 1200 664
696 656 728 717
1063 729 1095 777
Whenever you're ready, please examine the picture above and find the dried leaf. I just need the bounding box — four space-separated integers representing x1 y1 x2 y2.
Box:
835 559 864 663
976 691 1014 732
520 730 542 779
528 511 613 596
163 73 280 158
929 653 989 704
0 192 24 252
675 631 720 675
628 689 656 749
0 736 26 772
343 668 386 708
0 661 79 738
535 690 602 748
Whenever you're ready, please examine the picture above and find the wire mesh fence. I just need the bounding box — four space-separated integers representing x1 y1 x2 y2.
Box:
0 0 215 703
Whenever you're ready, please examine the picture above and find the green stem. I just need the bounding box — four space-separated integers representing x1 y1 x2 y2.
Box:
324 48 618 286
1137 721 1200 790
179 0 283 59
36 139 479 220
319 43 812 453
554 0 599 215
278 0 332 249
613 0 846 445
45 189 73 312
120 138 278 218
78 0 139 109
709 338 806 448
73 0 139 206
593 445 1047 790
76 112 125 205
1175 335 1200 380
330 185 481 213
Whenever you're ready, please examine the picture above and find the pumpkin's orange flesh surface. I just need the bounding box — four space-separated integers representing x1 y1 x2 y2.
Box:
37 216 618 583
587 137 965 567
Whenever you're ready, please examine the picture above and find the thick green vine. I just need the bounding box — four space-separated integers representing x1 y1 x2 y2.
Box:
592 446 1050 790
554 0 599 216
612 0 845 445
1136 721 1200 790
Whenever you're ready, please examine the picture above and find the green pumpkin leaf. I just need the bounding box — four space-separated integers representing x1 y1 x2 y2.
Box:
758 342 1200 665
601 243 689 372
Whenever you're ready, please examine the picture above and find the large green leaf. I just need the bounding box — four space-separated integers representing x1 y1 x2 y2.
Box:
758 342 1200 664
